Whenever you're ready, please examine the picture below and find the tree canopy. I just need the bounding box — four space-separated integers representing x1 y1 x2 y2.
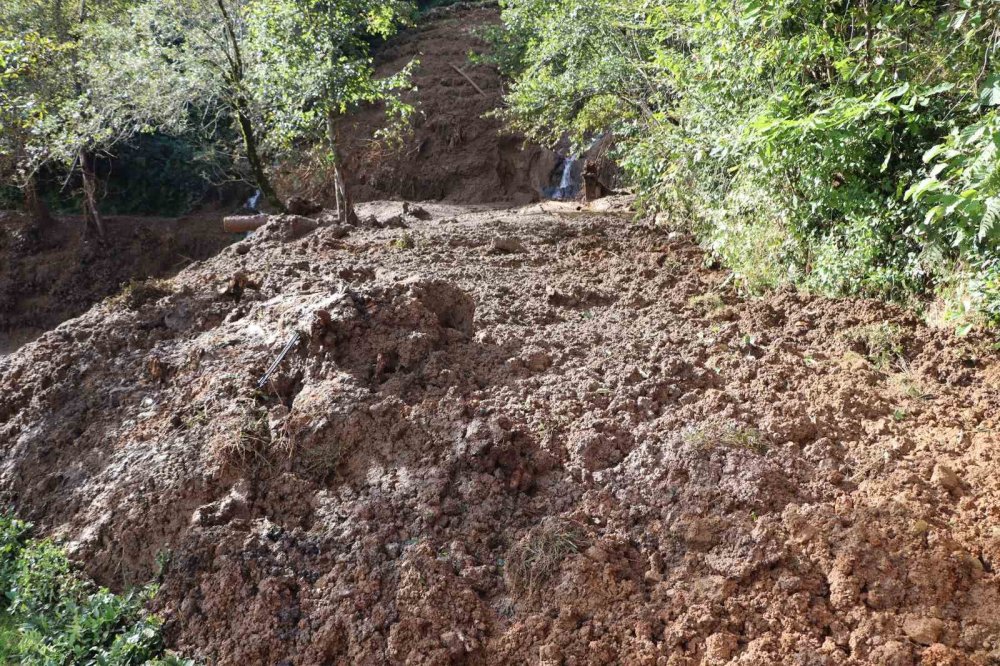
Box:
486 0 1000 329
0 0 415 228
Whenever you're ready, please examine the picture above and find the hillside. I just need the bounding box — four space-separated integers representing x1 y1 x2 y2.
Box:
4 2 1000 664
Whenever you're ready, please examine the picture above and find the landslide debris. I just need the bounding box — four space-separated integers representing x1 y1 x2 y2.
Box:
331 4 559 205
0 211 232 355
3 200 1000 664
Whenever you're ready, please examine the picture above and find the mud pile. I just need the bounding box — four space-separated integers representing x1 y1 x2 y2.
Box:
332 4 558 204
4 201 1000 664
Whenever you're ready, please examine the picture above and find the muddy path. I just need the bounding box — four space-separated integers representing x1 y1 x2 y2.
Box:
3 201 1000 664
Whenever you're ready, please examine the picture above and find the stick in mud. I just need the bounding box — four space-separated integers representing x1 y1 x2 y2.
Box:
449 63 487 98
257 331 302 389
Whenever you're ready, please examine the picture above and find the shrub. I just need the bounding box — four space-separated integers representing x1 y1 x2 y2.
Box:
485 0 1000 329
0 513 187 665
844 322 906 371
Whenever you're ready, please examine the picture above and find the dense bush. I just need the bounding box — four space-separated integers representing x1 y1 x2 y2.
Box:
486 0 1000 329
0 514 187 665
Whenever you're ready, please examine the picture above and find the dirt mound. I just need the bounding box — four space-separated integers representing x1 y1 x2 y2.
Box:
332 4 558 204
4 201 1000 664
0 212 232 354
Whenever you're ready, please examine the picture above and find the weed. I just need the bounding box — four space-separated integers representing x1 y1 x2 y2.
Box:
683 421 767 454
154 549 172 581
218 399 273 470
889 360 934 401
844 323 905 371
301 438 346 480
111 278 174 311
504 518 587 599
0 513 186 664
687 292 724 313
391 233 415 250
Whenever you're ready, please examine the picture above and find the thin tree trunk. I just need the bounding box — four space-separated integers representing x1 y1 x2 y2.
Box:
214 0 284 214
236 103 284 212
80 150 105 239
326 114 357 224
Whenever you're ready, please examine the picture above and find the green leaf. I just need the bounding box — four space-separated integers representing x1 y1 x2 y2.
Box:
980 75 1000 107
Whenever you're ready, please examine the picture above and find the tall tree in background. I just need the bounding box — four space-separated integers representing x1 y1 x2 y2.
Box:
1 0 413 230
126 0 414 217
0 0 186 238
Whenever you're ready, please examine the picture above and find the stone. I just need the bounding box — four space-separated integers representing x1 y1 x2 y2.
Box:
902 616 945 645
403 202 432 220
704 632 739 664
490 236 527 254
932 463 961 492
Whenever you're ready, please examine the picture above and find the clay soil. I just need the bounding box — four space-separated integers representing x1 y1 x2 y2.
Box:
0 211 233 354
3 198 1000 665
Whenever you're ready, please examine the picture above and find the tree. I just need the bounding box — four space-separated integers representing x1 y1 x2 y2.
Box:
0 33 69 228
125 0 415 218
0 0 180 238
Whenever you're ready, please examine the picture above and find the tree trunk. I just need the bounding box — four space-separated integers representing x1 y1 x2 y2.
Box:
326 114 358 224
23 175 52 229
236 103 285 213
80 150 105 239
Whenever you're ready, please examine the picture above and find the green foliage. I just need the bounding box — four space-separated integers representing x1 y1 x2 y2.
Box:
844 322 905 371
112 0 415 208
0 513 187 665
0 0 413 216
489 0 1000 329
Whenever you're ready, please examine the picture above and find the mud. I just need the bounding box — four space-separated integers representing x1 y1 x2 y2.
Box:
315 4 560 205
0 211 232 354
3 199 1000 664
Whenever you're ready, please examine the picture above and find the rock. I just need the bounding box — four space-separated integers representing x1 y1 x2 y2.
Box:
403 202 432 220
324 224 350 240
539 643 562 665
253 214 319 242
902 616 946 645
932 463 960 492
490 236 526 254
867 640 913 666
381 214 408 229
285 196 322 216
704 632 739 665
524 349 552 372
218 271 258 300
919 643 974 665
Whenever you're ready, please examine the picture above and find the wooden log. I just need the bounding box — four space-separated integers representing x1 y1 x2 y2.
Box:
223 214 269 233
449 63 487 98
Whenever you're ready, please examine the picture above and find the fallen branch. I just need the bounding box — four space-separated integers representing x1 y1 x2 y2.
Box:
449 63 487 98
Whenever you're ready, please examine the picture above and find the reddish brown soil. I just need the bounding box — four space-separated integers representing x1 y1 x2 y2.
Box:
0 211 232 354
282 3 559 206
3 200 1000 664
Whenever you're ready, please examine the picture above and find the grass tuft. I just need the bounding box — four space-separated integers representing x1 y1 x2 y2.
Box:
843 322 905 371
683 421 767 454
504 518 586 599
